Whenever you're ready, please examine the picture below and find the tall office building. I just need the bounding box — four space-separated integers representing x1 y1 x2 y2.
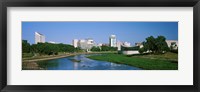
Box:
109 35 117 47
35 32 45 44
73 39 78 48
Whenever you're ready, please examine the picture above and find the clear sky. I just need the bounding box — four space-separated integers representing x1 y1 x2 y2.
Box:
22 22 178 46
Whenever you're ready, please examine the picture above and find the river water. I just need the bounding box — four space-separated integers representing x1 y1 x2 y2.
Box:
41 54 141 70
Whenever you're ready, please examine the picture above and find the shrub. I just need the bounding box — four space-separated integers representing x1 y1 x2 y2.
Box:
139 47 145 54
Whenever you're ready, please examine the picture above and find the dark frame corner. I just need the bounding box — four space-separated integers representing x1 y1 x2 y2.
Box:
0 0 200 92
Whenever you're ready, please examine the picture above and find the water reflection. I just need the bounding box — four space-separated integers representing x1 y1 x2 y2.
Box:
40 54 141 70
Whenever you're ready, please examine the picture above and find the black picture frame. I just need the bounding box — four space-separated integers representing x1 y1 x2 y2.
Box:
0 0 200 92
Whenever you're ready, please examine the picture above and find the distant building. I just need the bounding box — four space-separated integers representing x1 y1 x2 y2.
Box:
135 43 142 46
48 41 57 44
76 38 95 51
117 41 122 51
135 42 143 48
117 41 131 51
73 39 78 48
123 42 131 47
35 32 45 44
97 43 103 47
109 35 117 47
85 38 94 50
166 40 178 50
78 39 87 49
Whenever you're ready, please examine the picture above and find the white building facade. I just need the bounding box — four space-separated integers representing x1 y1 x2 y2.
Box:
123 42 131 47
117 41 122 51
117 41 131 51
166 40 178 50
73 39 79 48
74 38 95 51
35 32 45 44
135 42 144 48
109 35 117 47
48 41 56 44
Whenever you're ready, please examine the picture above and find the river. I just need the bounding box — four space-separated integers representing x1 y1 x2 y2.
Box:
38 54 141 70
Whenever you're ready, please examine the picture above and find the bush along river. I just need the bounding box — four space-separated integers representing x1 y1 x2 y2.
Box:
35 54 142 70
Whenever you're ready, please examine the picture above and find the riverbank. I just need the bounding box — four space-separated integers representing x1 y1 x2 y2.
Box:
87 52 178 70
22 62 43 70
23 51 116 62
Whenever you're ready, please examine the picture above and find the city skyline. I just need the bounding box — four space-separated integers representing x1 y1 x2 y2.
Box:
22 22 178 45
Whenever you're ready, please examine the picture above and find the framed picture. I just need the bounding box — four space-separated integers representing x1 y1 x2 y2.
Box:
0 0 200 92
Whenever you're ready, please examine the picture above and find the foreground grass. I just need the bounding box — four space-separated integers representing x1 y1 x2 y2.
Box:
131 52 178 62
87 53 178 70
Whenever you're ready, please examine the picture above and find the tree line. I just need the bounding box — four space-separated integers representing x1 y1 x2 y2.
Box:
91 45 117 52
22 40 118 56
22 40 80 55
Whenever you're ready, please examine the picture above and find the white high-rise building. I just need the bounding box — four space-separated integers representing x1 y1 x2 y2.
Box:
73 39 78 48
35 32 45 44
109 35 117 47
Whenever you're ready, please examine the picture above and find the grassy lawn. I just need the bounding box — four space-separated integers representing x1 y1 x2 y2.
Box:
87 52 178 70
130 52 178 62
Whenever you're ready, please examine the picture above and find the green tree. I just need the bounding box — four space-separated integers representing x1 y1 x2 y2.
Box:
155 36 169 53
101 46 110 51
22 40 31 53
101 46 117 51
138 47 145 54
74 47 82 52
140 36 169 54
30 43 75 55
91 46 101 51
145 36 156 53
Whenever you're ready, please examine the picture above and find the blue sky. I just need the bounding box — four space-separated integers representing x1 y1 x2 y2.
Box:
22 22 178 46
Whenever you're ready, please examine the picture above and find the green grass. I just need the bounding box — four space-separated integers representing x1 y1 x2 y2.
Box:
131 52 178 62
87 53 178 70
22 53 34 58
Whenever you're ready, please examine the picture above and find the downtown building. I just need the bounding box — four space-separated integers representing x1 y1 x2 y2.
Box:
109 35 117 47
109 35 131 50
72 39 79 48
73 38 95 51
35 32 45 44
117 41 131 51
48 41 57 44
166 40 178 50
